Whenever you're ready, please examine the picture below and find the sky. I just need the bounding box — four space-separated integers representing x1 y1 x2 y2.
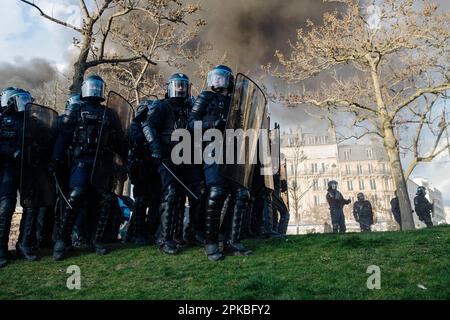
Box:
1 0 449 206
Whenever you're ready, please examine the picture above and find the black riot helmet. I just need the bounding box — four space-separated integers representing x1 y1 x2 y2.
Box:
357 192 365 201
166 73 190 98
5 89 33 113
81 74 105 101
207 65 234 92
328 180 338 191
417 186 426 196
65 93 82 113
1 87 18 108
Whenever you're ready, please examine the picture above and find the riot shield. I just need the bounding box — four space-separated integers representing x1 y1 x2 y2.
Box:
220 73 267 188
91 91 134 192
20 103 58 207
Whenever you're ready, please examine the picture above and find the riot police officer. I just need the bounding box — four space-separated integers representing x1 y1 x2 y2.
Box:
50 74 125 260
189 65 255 260
326 180 351 233
142 73 201 255
0 89 39 267
414 186 433 227
353 193 374 232
390 190 401 229
126 99 162 244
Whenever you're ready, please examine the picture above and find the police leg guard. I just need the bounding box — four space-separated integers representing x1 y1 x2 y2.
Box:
224 188 252 256
204 186 226 261
17 207 39 261
53 187 84 261
93 191 113 255
0 197 15 268
133 196 150 245
159 185 179 255
261 190 281 238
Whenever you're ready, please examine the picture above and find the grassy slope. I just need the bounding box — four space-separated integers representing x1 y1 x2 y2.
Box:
0 226 449 300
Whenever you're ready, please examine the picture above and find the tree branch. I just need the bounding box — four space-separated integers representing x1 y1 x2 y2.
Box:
20 0 83 33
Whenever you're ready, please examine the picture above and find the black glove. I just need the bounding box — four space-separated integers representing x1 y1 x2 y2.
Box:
151 149 162 164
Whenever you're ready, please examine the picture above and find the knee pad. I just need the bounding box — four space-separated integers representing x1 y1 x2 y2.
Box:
68 186 87 207
209 186 226 202
235 188 250 203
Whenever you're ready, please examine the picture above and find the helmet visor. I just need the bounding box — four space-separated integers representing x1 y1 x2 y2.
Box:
81 78 105 99
14 93 33 112
330 182 338 190
168 80 190 98
207 69 231 89
1 90 15 107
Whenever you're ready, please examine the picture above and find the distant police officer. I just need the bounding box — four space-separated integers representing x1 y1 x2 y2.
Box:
353 193 374 232
414 186 433 227
326 180 351 233
390 190 401 229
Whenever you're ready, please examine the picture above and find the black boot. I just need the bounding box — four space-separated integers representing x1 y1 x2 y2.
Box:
92 192 113 255
53 188 84 261
0 197 15 268
174 196 187 248
224 189 252 256
261 190 281 238
204 186 226 261
133 197 150 245
53 206 77 261
159 186 178 255
17 207 39 261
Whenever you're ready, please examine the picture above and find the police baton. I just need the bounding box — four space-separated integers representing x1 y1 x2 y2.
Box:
161 161 199 201
53 172 73 210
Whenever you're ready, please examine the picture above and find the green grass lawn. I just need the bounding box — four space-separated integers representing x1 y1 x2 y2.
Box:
1 226 449 300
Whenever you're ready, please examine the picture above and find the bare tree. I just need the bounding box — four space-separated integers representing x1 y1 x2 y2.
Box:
266 0 450 230
97 2 205 105
20 0 202 95
284 132 307 232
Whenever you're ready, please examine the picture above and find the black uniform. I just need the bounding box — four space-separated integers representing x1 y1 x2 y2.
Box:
51 97 122 260
353 199 374 232
326 189 351 233
390 196 401 229
143 97 201 254
126 102 161 244
414 194 433 227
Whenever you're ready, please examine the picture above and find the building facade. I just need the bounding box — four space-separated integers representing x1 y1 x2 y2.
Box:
281 125 444 234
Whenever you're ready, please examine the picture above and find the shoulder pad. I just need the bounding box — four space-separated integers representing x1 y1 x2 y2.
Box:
198 91 215 100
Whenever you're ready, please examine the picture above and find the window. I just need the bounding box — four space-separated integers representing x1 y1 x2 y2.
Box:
344 150 351 160
314 195 321 206
382 163 387 173
311 163 318 174
313 179 319 191
321 163 326 173
366 148 373 159
347 180 354 191
357 164 363 175
290 164 294 175
370 179 377 190
345 165 351 175
368 164 374 174
359 179 365 190
323 178 329 190
309 136 315 145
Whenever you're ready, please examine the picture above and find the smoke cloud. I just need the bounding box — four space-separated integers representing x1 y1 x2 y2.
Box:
0 57 57 91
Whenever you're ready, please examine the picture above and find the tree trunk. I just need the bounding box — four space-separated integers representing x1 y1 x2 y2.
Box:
383 126 415 230
69 30 93 94
367 54 415 230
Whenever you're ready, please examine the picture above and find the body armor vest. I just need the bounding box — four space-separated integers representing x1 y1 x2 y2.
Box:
0 113 22 161
72 103 107 158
